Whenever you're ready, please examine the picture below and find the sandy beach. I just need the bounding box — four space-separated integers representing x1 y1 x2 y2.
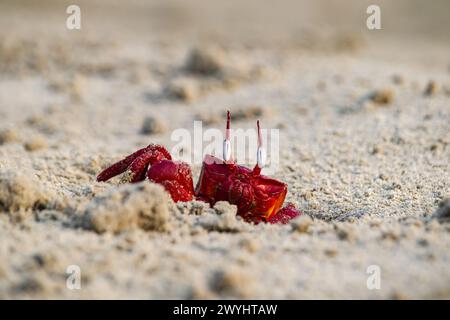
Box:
0 0 449 299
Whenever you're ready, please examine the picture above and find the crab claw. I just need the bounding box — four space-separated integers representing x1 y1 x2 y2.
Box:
147 160 194 202
97 144 194 203
97 144 171 183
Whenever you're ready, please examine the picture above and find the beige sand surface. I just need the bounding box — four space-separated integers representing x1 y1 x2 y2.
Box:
0 0 449 299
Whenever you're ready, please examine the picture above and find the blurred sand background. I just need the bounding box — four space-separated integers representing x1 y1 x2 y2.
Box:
0 0 449 299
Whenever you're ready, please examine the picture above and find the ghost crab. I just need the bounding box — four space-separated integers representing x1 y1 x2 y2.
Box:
97 111 301 224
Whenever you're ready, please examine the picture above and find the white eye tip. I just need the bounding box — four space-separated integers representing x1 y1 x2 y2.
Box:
223 139 231 161
257 147 266 168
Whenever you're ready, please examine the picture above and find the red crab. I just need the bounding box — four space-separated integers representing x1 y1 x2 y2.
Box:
195 112 300 224
97 111 301 224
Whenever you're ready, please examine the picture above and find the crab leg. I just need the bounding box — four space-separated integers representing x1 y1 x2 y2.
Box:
125 152 154 183
97 147 149 182
126 147 173 183
268 203 302 224
97 144 172 182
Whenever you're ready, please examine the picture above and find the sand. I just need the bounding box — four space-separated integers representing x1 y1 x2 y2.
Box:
0 0 449 299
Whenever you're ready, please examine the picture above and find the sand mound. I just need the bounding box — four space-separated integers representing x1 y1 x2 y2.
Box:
165 46 273 102
185 47 226 76
173 200 253 233
210 266 258 299
0 128 21 145
195 201 242 232
82 182 171 233
140 114 168 135
432 199 450 223
0 169 53 212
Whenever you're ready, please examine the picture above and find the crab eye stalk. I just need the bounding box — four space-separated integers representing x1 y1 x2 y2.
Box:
253 120 266 175
223 110 232 162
